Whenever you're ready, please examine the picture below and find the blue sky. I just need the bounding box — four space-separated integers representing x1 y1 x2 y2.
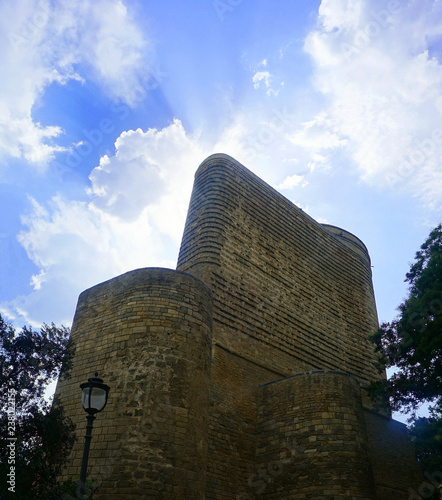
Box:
1 0 441 353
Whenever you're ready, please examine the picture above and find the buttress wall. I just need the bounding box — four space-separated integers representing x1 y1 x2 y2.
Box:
177 153 381 387
255 371 377 499
55 268 213 499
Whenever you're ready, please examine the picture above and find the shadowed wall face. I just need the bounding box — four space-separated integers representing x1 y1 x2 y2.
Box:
255 372 377 500
55 268 213 499
177 154 380 387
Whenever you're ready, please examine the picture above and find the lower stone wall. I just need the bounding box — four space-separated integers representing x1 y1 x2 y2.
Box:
364 410 423 499
55 265 424 499
56 268 213 499
204 364 425 499
254 371 377 500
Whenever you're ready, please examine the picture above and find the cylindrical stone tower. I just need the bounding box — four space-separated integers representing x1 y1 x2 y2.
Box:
256 371 377 499
55 268 213 499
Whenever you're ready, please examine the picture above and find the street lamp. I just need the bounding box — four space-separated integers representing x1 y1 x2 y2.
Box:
77 373 110 500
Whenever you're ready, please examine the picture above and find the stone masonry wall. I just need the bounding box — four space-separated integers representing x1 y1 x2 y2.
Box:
55 268 213 499
177 153 381 388
204 345 281 499
176 153 387 498
253 371 377 500
56 153 422 499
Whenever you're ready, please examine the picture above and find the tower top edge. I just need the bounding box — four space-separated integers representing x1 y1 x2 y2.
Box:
321 224 371 265
196 153 245 176
78 267 213 301
195 154 372 266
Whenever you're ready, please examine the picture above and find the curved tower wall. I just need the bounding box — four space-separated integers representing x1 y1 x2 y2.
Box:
255 371 377 499
321 223 372 265
177 153 380 388
176 154 384 494
55 268 213 499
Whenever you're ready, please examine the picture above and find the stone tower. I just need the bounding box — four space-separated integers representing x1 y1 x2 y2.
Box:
56 154 422 499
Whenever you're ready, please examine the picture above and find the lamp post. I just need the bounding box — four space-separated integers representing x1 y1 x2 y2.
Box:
77 373 110 500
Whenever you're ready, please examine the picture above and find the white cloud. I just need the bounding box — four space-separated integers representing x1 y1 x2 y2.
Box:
0 0 150 169
275 174 308 190
30 270 46 290
211 110 316 187
89 119 206 238
213 115 259 165
302 0 442 208
253 71 272 89
317 0 364 32
252 69 283 96
308 153 329 172
4 120 207 325
0 117 66 167
288 113 346 150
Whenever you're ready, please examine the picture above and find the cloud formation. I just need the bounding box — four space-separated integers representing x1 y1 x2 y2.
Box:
0 0 149 168
253 71 272 90
3 0 442 331
275 174 308 190
302 0 442 207
4 120 206 325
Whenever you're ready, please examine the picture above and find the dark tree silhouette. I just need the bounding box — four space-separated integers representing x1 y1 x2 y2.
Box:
369 223 442 471
0 315 76 499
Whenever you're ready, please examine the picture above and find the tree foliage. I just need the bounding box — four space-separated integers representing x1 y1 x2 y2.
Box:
0 315 76 499
370 223 442 415
368 223 442 471
409 415 442 473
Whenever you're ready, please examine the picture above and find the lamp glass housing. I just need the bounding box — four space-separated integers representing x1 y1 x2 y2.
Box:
80 375 110 415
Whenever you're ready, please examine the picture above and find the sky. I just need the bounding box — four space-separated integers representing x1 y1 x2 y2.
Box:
0 1 441 357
